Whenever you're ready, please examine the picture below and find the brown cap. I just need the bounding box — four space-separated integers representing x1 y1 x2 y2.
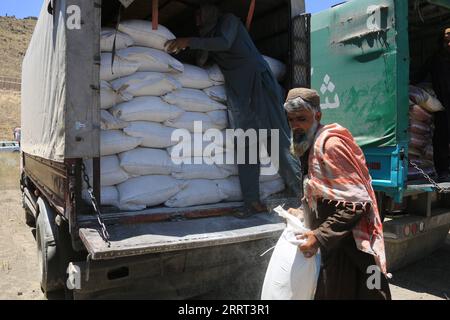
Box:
285 88 320 108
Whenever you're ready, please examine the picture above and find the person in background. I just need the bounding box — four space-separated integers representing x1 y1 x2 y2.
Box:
165 5 301 216
284 88 391 300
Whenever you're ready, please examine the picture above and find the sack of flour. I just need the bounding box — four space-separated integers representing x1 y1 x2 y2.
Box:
83 155 129 187
215 176 243 202
162 88 227 112
204 85 227 103
100 110 128 130
172 160 231 180
100 53 140 81
164 111 227 132
124 121 179 148
263 55 287 81
173 64 215 89
101 80 133 109
119 148 177 176
207 64 225 83
111 72 181 97
165 179 228 208
118 20 176 51
110 96 184 123
101 28 134 52
82 186 120 207
118 175 183 207
101 130 142 156
118 47 183 73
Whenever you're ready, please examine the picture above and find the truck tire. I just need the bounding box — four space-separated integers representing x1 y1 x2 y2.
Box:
36 198 64 295
24 207 36 227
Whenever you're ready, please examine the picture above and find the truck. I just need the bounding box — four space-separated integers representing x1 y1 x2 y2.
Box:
20 0 310 299
311 0 450 271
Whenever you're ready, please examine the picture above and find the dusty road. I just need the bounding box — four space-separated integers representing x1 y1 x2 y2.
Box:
0 152 449 300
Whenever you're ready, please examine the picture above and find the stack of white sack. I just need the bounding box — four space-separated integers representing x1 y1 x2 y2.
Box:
408 84 441 180
84 21 287 211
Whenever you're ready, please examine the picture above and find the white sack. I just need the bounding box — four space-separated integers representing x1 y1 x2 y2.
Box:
118 175 183 207
101 130 142 156
118 20 176 51
263 55 287 81
261 206 320 300
83 156 129 187
162 88 227 112
82 186 120 207
110 96 184 123
118 47 183 73
172 160 231 180
215 177 243 202
167 133 225 160
100 53 140 81
101 28 134 52
260 177 285 200
165 179 227 207
111 72 181 97
100 110 128 130
124 121 178 148
204 85 227 103
207 64 225 83
101 80 133 109
119 148 177 176
164 111 227 132
173 64 215 89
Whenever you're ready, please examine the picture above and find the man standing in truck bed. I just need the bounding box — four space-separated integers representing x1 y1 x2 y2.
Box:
165 4 301 216
284 88 391 300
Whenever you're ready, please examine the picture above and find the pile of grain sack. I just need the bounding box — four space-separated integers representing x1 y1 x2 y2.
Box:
83 21 287 211
408 84 444 180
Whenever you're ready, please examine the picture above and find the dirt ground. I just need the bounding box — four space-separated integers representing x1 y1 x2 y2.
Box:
0 152 449 300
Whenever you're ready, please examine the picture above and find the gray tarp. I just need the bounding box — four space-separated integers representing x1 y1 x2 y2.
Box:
21 0 100 162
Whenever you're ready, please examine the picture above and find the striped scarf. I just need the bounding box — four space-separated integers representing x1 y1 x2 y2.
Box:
304 123 387 275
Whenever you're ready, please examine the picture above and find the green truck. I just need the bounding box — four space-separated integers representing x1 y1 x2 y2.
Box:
311 0 450 271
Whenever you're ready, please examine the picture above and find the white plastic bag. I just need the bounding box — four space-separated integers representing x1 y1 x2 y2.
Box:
123 121 178 148
207 64 225 83
100 110 128 130
118 20 176 51
263 55 287 81
101 130 142 156
118 47 183 73
101 28 134 52
111 72 181 97
162 88 227 112
164 111 227 132
100 53 140 81
203 85 227 103
165 179 228 207
119 148 177 176
173 64 216 89
110 96 184 123
261 206 321 300
118 175 183 207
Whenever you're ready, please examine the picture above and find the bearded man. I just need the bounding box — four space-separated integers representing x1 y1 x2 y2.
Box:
285 88 392 300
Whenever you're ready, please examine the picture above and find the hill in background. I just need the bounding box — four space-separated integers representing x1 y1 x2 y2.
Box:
0 16 36 140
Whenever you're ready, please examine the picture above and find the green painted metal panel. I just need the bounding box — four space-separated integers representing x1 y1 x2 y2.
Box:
311 0 409 148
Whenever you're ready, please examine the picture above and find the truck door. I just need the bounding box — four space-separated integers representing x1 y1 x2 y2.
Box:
311 0 409 201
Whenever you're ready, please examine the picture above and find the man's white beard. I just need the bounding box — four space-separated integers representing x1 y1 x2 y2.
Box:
291 120 319 157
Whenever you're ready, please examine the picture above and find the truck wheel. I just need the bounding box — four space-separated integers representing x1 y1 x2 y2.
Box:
36 201 64 295
24 208 35 227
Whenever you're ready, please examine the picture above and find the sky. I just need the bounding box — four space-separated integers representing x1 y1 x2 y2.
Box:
0 0 344 18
